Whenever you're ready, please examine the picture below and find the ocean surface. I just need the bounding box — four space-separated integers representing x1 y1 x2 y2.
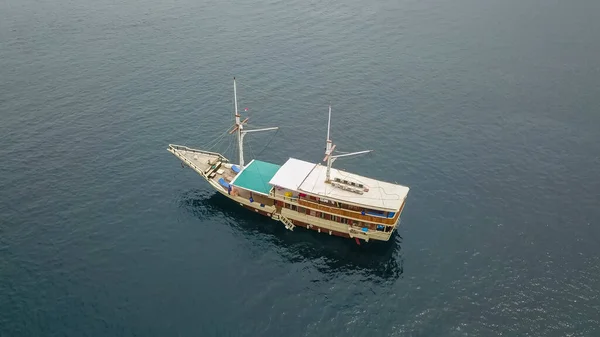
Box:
1 0 599 336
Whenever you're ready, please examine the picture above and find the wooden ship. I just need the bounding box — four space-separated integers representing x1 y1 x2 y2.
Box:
168 78 410 243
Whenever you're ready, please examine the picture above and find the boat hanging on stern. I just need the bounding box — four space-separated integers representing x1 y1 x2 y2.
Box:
168 77 410 243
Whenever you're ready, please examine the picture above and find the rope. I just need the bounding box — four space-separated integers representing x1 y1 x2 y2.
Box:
255 128 279 158
203 127 232 151
221 132 234 159
247 139 257 161
235 79 329 114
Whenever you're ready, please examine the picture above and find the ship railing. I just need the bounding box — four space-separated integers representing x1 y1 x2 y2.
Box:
168 144 229 162
297 198 399 226
168 148 205 177
271 193 299 203
348 226 392 242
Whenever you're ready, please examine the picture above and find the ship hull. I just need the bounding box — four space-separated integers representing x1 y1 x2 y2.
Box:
215 188 369 241
169 144 404 243
210 175 399 243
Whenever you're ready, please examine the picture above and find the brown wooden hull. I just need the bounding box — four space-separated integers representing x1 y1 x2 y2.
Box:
169 145 405 243
240 204 361 240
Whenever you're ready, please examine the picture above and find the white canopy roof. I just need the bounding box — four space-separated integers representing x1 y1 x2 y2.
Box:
268 158 317 191
269 158 410 212
298 164 409 212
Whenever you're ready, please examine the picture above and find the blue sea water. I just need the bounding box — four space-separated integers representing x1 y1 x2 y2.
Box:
1 0 599 336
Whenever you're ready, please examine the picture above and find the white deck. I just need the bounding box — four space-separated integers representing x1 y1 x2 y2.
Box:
167 144 239 188
298 163 409 212
267 157 410 211
168 144 228 173
268 158 317 191
268 158 410 211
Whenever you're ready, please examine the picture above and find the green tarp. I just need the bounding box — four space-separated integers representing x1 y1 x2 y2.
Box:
231 160 281 195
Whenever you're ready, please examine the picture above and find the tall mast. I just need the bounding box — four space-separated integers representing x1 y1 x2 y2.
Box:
323 104 372 182
229 77 278 168
326 103 332 143
233 77 244 166
325 104 334 181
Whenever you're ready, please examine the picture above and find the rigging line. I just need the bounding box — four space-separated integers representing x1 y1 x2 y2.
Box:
204 127 233 150
255 128 280 158
205 135 228 152
266 127 296 152
216 131 228 156
205 135 226 151
203 128 229 147
236 80 329 109
222 133 233 158
238 81 339 116
245 119 326 130
230 131 236 157
276 122 325 129
249 111 330 129
213 126 233 155
236 86 329 126
247 139 257 160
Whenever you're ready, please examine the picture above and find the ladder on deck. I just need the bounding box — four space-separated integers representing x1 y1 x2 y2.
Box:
272 213 295 231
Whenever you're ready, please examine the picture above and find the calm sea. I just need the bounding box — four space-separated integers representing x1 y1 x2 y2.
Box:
1 0 599 336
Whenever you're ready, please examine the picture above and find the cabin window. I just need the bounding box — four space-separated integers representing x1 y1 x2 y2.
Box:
298 207 305 213
324 214 330 220
291 205 297 211
319 212 324 219
364 209 385 216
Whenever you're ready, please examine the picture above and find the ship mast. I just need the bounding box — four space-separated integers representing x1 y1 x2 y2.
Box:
234 77 243 166
323 104 372 182
230 77 278 167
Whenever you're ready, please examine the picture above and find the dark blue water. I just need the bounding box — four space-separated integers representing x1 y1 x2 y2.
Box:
2 0 599 336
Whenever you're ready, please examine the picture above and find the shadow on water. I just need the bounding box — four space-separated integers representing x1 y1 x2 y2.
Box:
179 189 404 282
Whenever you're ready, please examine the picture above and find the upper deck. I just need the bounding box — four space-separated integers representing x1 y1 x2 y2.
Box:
269 158 409 212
